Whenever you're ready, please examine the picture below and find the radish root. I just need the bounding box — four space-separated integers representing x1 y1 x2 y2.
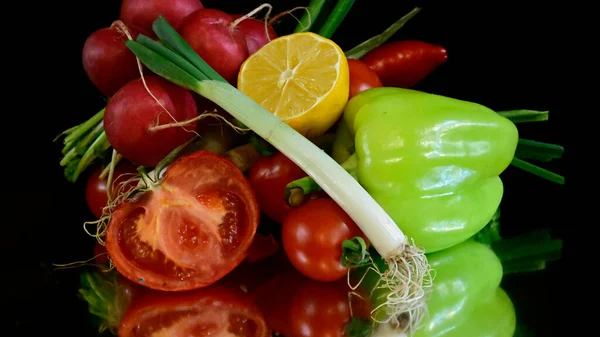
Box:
83 172 144 246
105 149 118 204
99 152 122 180
347 240 434 335
52 253 114 272
231 3 273 28
112 20 194 137
148 110 249 134
268 6 310 28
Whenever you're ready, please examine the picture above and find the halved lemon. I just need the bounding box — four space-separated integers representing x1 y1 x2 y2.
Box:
237 32 349 139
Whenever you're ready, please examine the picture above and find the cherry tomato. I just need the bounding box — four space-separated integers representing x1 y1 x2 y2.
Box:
248 151 307 224
254 267 309 337
118 285 270 337
289 279 371 337
105 150 260 291
348 58 383 99
282 198 369 282
85 161 139 218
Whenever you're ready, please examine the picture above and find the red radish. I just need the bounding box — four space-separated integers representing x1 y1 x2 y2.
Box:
120 0 204 36
104 76 198 167
178 8 249 83
230 14 278 55
192 94 232 134
82 22 141 97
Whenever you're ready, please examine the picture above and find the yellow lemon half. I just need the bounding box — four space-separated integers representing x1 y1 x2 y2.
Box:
237 32 349 139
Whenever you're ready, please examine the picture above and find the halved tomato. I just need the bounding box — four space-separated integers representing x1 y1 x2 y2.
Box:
118 285 270 337
105 150 260 291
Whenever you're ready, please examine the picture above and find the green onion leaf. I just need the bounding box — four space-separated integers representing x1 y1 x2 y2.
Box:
345 7 422 59
510 157 565 184
317 0 357 39
152 15 227 83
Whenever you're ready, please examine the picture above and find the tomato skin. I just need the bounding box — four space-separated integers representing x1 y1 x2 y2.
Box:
254 267 372 337
289 279 354 337
105 150 260 292
348 59 383 99
282 198 369 282
85 161 139 218
118 285 270 337
361 40 448 88
248 152 307 224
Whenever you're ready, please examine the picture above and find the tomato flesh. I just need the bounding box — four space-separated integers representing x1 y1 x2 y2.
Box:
119 286 269 337
106 151 260 291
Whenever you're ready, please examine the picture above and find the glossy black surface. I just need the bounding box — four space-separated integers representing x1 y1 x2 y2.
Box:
6 1 572 336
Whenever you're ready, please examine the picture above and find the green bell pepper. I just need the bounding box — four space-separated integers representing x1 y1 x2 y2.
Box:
356 239 514 337
411 240 512 337
333 87 519 252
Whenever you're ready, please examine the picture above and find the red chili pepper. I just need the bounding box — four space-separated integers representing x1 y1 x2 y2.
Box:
360 40 448 88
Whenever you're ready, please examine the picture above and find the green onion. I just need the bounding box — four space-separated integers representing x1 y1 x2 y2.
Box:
317 0 356 39
127 15 432 333
498 109 549 123
294 0 328 33
510 157 565 184
515 138 564 162
345 7 422 59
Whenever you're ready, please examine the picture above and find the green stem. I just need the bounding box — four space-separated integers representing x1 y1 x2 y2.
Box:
344 7 422 59
510 157 565 184
497 109 548 123
249 133 276 156
515 138 564 162
69 131 111 183
502 260 548 275
153 136 197 181
491 229 563 274
345 317 374 337
63 108 105 145
493 230 562 263
316 0 356 39
294 0 328 33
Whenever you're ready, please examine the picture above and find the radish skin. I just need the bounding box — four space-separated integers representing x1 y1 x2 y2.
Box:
104 76 199 167
230 14 278 55
82 24 141 97
178 8 249 83
120 0 204 36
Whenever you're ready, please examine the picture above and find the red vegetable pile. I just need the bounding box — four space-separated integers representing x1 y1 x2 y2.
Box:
56 1 560 337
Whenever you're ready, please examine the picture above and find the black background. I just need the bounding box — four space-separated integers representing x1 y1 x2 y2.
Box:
5 1 576 336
